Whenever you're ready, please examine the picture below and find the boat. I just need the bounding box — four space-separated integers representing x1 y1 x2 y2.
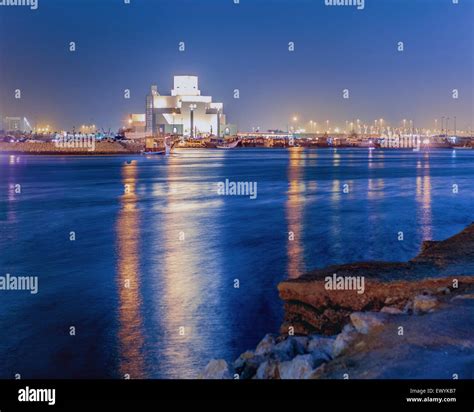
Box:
216 138 241 149
141 135 176 156
142 150 165 155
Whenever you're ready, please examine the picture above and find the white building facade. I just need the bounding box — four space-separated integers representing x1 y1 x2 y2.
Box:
143 76 235 137
2 116 32 133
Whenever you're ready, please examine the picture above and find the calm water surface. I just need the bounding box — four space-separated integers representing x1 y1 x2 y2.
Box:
0 148 473 378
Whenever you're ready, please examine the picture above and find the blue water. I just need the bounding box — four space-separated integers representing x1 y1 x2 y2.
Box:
0 148 473 378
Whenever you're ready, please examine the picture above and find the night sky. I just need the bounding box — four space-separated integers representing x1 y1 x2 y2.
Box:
0 0 472 132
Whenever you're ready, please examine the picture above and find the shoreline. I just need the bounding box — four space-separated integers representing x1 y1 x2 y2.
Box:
201 223 474 379
1 146 468 156
0 151 141 156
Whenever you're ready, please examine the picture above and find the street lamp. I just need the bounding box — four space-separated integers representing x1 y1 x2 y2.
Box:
291 116 298 133
172 111 176 135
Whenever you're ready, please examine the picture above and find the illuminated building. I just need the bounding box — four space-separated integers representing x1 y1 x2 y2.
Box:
129 75 236 138
125 114 146 139
2 116 32 133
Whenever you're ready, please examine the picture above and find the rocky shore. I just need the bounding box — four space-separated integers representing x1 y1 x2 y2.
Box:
201 223 474 379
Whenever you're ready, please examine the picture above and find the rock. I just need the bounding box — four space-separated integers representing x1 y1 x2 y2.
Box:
310 350 331 368
233 351 264 380
292 336 309 353
312 296 474 379
234 336 317 379
255 333 276 356
381 306 404 314
278 223 474 335
278 354 315 379
307 335 336 359
412 223 474 265
419 240 439 254
354 340 367 350
403 300 413 314
413 295 438 313
350 312 387 334
254 359 280 379
384 297 397 305
309 363 327 379
272 336 308 361
333 324 359 357
199 359 232 379
233 351 254 371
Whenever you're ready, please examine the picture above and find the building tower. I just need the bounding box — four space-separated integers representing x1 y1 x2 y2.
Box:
146 85 158 136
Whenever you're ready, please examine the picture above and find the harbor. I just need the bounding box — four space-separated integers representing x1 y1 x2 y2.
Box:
2 75 472 155
1 130 472 155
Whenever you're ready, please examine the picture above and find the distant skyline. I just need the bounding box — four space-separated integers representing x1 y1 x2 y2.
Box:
0 0 472 132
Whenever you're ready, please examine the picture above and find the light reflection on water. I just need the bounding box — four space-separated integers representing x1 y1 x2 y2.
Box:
147 152 227 378
286 147 305 279
416 155 433 240
117 160 146 378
